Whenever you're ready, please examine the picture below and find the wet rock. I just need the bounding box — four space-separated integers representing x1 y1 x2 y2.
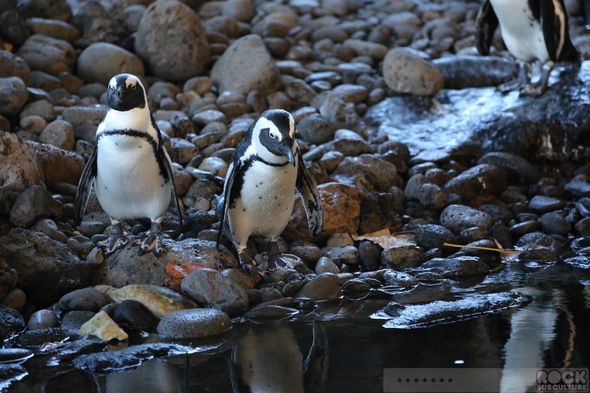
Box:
28 142 85 186
0 131 42 213
15 327 68 348
39 120 75 151
443 164 507 199
79 310 129 341
382 48 443 96
432 56 519 89
20 100 55 122
341 278 371 293
565 178 590 197
0 266 17 301
288 242 322 264
60 310 95 333
107 285 198 319
284 182 362 241
528 195 566 213
211 34 281 95
420 256 490 277
478 152 540 185
18 0 72 21
538 212 572 237
359 240 382 271
358 191 403 234
157 308 231 339
135 0 210 81
315 256 340 274
381 244 425 270
0 348 32 364
58 287 111 312
322 246 360 265
0 228 94 307
413 224 457 250
27 309 58 330
25 17 80 42
16 34 76 76
0 304 25 338
109 300 159 331
297 113 334 144
383 269 419 287
0 77 29 117
181 268 248 316
404 174 447 209
515 232 563 252
97 238 236 287
1 288 25 310
8 185 62 228
440 205 494 234
378 292 527 328
0 51 32 85
294 272 342 302
77 42 145 85
331 154 398 193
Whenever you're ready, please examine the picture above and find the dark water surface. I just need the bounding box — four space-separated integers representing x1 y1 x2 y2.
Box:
5 260 590 393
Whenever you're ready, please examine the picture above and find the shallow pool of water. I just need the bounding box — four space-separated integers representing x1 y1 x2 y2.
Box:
5 264 589 393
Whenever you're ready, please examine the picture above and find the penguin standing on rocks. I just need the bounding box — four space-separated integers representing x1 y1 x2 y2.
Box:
216 109 323 275
74 73 183 257
476 0 579 96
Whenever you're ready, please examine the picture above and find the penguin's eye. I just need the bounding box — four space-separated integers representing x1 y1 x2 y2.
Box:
129 84 136 90
269 132 277 140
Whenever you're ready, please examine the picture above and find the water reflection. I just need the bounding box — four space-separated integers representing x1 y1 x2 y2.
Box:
107 359 182 393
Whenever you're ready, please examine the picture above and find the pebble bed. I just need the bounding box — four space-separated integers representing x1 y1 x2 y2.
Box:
1 0 590 346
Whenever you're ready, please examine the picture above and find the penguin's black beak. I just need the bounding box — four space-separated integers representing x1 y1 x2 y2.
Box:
280 138 296 166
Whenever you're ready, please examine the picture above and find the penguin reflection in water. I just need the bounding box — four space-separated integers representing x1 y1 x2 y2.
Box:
74 73 183 256
216 109 323 276
476 0 580 96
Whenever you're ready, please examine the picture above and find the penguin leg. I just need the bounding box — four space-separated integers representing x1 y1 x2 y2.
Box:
520 61 553 96
498 61 530 93
238 247 267 281
98 219 128 256
136 218 163 257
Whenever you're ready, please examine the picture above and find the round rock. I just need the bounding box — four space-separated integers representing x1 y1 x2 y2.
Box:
58 287 111 312
157 308 232 339
134 0 210 81
382 47 443 96
77 42 145 85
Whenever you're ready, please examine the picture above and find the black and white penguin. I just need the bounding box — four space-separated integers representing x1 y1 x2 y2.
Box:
74 73 183 256
216 109 323 275
476 0 579 95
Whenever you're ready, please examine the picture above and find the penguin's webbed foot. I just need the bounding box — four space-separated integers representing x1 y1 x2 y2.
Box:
519 83 547 97
498 61 530 94
239 250 268 282
268 253 305 269
98 222 128 256
136 221 163 257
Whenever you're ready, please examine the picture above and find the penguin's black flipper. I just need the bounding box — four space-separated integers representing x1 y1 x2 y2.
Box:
73 143 98 226
475 0 498 56
217 160 237 249
541 0 580 62
159 145 183 227
295 148 323 237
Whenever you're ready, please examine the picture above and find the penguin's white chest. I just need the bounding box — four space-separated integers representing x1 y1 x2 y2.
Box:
491 0 550 62
228 160 298 246
95 133 170 221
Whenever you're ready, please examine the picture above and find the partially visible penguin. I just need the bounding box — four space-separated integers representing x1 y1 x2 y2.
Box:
476 0 580 95
216 109 323 275
74 73 183 256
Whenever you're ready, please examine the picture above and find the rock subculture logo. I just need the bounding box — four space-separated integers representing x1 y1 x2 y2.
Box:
536 369 588 392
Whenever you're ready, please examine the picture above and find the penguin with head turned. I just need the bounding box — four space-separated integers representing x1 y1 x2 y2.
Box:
476 0 580 96
216 109 323 276
74 73 183 257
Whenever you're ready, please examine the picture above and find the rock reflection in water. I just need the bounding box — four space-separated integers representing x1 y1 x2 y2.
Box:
107 359 181 393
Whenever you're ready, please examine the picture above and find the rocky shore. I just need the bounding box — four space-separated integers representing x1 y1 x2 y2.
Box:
1 0 590 361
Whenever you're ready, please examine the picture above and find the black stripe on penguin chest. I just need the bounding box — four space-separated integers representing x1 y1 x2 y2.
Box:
228 155 293 210
98 129 169 181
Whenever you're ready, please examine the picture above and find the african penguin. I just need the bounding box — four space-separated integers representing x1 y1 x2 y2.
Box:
476 0 579 96
216 109 323 275
74 73 183 257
